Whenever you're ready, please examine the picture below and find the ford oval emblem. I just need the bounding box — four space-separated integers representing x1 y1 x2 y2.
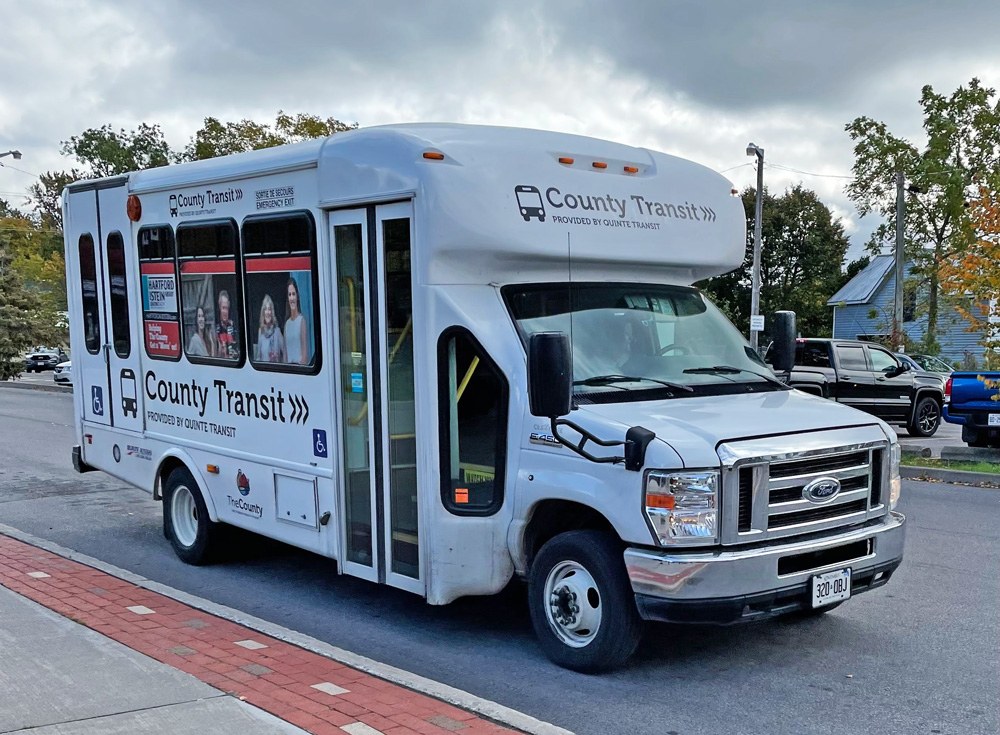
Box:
803 476 841 503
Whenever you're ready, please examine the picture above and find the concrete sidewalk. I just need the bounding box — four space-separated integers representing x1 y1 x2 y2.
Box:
0 534 523 735
0 585 306 734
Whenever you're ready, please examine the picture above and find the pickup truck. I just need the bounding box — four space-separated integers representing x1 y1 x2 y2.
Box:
771 338 946 437
943 371 1000 447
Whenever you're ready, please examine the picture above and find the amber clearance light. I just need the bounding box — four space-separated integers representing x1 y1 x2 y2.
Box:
592 161 608 169
422 151 445 160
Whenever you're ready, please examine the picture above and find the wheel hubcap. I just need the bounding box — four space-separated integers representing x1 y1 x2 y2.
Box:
171 485 199 549
919 403 939 432
543 561 602 648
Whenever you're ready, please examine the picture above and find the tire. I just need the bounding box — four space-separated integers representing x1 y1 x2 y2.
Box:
163 467 218 565
528 530 643 672
907 396 941 437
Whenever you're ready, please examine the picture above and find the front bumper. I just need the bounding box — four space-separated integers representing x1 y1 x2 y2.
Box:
625 511 905 624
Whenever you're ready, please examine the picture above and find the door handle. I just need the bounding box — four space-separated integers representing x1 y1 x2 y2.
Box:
876 377 886 382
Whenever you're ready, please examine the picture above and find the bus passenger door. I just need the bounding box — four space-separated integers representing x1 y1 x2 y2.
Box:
97 184 144 433
330 204 422 594
66 187 111 427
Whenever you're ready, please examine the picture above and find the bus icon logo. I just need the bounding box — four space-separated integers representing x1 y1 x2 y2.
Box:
514 185 545 222
120 369 138 418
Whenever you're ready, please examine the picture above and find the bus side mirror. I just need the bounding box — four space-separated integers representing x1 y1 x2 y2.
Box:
528 332 572 418
771 310 797 376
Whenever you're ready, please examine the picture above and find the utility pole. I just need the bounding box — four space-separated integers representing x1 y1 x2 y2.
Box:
746 143 765 351
894 170 905 352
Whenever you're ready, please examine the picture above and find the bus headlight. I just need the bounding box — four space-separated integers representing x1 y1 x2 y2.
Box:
889 442 902 510
644 470 719 545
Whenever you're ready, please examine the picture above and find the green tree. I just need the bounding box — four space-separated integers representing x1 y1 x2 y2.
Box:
845 78 1000 354
700 185 851 338
0 246 60 380
27 170 81 233
185 110 356 161
62 123 174 178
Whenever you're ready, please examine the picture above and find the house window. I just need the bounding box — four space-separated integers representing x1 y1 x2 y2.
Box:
903 288 917 323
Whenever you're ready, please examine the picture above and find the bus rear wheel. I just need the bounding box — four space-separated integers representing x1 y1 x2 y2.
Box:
163 467 218 565
528 530 643 672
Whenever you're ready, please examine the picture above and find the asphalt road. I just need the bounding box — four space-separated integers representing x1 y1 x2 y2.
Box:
0 388 997 735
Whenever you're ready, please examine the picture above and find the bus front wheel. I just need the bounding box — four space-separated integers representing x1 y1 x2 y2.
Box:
528 530 643 672
163 467 218 565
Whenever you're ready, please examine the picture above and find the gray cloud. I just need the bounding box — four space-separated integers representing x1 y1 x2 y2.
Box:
1 0 997 261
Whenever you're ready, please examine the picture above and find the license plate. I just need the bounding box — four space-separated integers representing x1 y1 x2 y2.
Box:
989 414 1000 427
811 568 851 608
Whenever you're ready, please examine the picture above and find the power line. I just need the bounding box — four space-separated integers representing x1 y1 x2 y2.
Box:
717 162 752 174
0 162 40 178
766 162 854 180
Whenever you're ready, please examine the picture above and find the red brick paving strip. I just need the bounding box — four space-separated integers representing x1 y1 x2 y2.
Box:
0 535 519 735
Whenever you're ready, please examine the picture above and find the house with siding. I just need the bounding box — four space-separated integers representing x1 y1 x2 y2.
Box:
827 254 984 366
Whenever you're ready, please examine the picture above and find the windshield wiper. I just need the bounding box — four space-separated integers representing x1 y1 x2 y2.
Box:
574 374 694 392
682 365 788 388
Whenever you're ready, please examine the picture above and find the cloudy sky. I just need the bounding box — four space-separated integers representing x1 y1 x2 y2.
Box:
2 0 999 259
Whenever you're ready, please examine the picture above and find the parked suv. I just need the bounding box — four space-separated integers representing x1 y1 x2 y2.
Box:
24 348 68 373
772 339 945 437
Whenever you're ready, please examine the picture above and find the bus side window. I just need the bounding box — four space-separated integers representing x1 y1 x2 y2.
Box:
138 226 181 360
177 220 243 365
438 328 509 515
78 234 101 355
241 212 321 373
106 231 131 359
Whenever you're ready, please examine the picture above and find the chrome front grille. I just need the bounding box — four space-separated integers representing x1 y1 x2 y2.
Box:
718 427 890 546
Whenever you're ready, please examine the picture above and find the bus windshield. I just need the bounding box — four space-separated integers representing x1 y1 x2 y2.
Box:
504 282 782 400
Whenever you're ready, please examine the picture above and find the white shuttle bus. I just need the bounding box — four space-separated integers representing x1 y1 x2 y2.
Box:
63 124 904 671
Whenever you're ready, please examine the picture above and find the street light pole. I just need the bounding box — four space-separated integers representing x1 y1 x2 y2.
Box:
0 150 22 161
893 171 905 352
747 143 765 351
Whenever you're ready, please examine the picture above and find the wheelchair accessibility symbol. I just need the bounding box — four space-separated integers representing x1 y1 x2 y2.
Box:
91 385 104 416
313 429 328 458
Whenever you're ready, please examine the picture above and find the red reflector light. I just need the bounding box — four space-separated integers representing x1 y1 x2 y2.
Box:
945 377 952 397
558 157 574 164
592 161 608 169
127 195 142 222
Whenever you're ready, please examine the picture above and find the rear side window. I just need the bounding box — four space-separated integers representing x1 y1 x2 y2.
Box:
78 234 101 355
796 342 832 368
106 232 131 358
177 220 242 365
836 345 868 371
438 329 508 515
242 212 320 373
138 226 180 359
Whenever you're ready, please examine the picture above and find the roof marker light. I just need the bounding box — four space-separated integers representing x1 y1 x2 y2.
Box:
592 161 608 169
558 157 574 165
624 165 639 173
422 151 445 160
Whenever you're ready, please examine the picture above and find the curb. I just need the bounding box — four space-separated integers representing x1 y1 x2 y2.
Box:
0 522 573 735
901 465 1000 488
0 380 72 394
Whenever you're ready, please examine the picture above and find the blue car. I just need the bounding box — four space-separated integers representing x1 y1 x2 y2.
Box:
942 371 1000 447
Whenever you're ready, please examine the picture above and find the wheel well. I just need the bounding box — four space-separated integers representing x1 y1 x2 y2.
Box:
523 500 617 568
154 456 188 501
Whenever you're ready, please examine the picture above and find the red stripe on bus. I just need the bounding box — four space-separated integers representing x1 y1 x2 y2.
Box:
245 256 312 272
140 262 175 275
180 260 236 274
